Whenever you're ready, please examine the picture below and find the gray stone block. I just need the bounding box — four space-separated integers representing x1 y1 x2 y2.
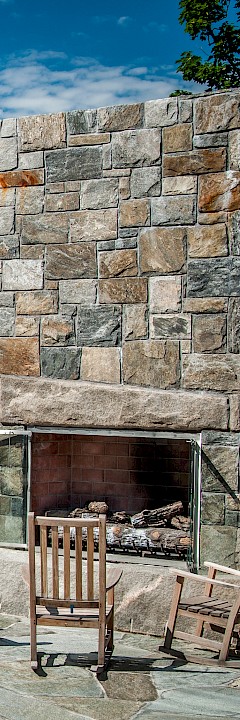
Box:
11 496 24 517
0 208 14 236
187 258 230 296
46 146 102 182
0 137 17 171
201 492 225 525
152 196 196 225
228 298 240 352
41 347 81 380
0 236 19 260
2 259 43 291
225 510 240 527
112 129 160 168
130 168 161 198
193 132 228 148
80 178 118 209
77 305 121 346
0 307 15 336
66 109 97 135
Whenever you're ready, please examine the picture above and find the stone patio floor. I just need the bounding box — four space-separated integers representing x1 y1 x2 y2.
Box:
0 613 239 720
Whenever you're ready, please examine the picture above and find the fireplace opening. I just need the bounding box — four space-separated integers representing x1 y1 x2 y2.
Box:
30 430 200 566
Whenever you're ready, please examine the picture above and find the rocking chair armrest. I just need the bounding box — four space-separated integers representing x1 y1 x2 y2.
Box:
106 567 123 590
169 567 239 589
204 561 240 578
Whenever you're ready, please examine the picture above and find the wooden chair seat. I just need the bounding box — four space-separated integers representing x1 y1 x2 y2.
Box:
162 562 240 666
28 513 122 674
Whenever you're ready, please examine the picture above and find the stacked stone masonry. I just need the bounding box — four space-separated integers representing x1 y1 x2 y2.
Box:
0 90 240 564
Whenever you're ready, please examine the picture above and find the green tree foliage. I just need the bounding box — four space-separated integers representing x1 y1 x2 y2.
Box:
175 0 240 89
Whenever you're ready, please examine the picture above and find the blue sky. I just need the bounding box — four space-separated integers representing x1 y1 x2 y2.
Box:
0 0 235 117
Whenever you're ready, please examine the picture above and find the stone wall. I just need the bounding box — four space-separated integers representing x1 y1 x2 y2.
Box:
0 89 240 563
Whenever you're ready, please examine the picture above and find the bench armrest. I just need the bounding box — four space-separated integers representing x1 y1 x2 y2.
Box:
204 561 240 578
106 567 123 590
169 567 239 589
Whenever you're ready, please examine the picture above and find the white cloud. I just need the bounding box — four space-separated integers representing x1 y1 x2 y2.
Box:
0 51 199 117
117 16 131 26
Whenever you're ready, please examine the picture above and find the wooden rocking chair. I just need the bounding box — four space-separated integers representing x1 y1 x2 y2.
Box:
28 512 122 674
162 561 240 666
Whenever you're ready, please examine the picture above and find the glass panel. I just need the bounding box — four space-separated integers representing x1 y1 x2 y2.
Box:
0 434 28 544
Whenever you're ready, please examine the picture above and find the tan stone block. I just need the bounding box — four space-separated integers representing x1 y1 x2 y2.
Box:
162 175 197 195
16 187 44 215
229 394 240 431
15 316 39 337
163 148 226 176
198 211 228 225
21 212 69 245
181 339 191 354
199 172 240 212
98 103 143 132
194 92 240 134
81 347 120 383
0 467 23 496
229 130 240 170
18 113 66 151
119 199 150 227
0 375 228 431
202 444 239 492
59 279 97 305
183 298 228 313
163 123 192 153
44 280 59 290
103 169 131 177
65 181 80 192
99 278 147 304
70 209 117 242
45 243 97 279
45 192 79 212
139 227 186 274
99 249 137 278
226 493 240 511
149 276 182 313
46 182 65 193
182 354 240 391
192 314 227 353
0 188 15 207
119 176 130 200
123 340 180 388
123 305 148 340
0 338 39 375
20 245 44 260
16 290 58 315
187 224 227 258
68 133 110 145
41 316 74 346
0 169 44 188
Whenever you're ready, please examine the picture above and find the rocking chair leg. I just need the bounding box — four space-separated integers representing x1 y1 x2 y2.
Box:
163 575 184 651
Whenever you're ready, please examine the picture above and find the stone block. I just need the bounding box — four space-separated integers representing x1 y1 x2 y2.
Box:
98 278 147 304
119 199 150 227
163 123 192 153
0 137 17 171
187 258 230 297
45 243 97 279
0 515 24 543
181 339 191 354
0 236 19 260
229 130 240 170
0 208 14 235
102 143 111 170
139 227 186 274
41 347 81 380
80 347 120 383
194 92 240 133
45 146 102 183
187 224 227 257
0 169 44 187
18 113 66 151
198 210 227 225
0 338 39 376
16 290 58 315
149 276 182 313
16 187 44 215
178 98 193 123
200 525 237 568
151 196 195 225
0 440 23 467
229 394 240 431
183 298 228 313
231 257 240 295
46 182 65 193
1 118 16 137
182 354 240 392
163 148 226 176
70 209 117 242
0 496 11 514
130 168 161 198
21 212 68 245
68 133 110 146
201 431 240 446
150 314 191 340
193 132 228 149
59 279 97 305
0 292 14 307
15 316 39 337
19 151 44 170
41 316 75 346
98 103 144 131
77 305 121 346
0 467 23 496
228 299 240 353
112 129 160 168
226 493 240 510
162 176 197 195
0 375 229 431
192 314 227 353
123 304 148 341
228 210 240 255
201 445 239 493
80 179 118 209
0 189 15 207
45 192 79 212
0 307 15 336
225 511 240 527
67 109 97 135
201 492 225 525
145 98 178 127
2 259 43 291
21 245 44 261
99 249 138 278
123 340 180 388
119 176 130 200
199 172 240 212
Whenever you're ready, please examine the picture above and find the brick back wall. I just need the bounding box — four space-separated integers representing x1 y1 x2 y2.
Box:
31 433 190 516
